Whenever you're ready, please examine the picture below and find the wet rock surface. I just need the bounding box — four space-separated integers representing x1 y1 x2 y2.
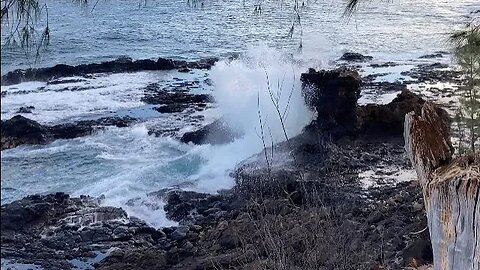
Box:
95 129 429 270
180 118 243 145
16 106 35 113
1 115 50 150
1 193 168 270
1 115 136 150
142 82 213 115
358 90 426 136
339 52 374 62
401 62 462 84
301 68 362 138
1 57 218 86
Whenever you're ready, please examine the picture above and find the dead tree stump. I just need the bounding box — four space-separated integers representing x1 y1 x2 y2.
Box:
404 102 480 270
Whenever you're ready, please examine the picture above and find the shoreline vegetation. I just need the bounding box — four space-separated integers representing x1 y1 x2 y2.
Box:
2 51 478 269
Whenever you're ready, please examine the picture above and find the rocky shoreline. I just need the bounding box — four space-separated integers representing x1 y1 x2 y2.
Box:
1 57 219 86
1 53 464 269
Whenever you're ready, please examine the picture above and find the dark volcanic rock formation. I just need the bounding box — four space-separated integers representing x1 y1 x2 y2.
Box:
339 52 373 62
142 82 212 106
180 118 243 145
1 115 136 150
1 115 50 150
301 68 362 138
2 66 445 270
301 68 427 139
358 90 425 136
16 106 35 113
149 188 243 225
1 193 166 270
1 57 218 86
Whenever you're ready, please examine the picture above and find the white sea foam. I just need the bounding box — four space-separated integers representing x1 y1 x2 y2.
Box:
1 72 160 124
186 46 313 192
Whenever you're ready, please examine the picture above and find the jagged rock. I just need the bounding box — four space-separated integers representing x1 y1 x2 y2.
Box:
1 115 136 150
180 118 242 145
95 249 168 270
299 68 427 139
404 102 480 270
155 104 189 113
16 106 35 113
142 82 212 105
149 188 242 225
1 115 50 150
358 90 425 136
0 193 167 270
369 62 399 68
401 63 462 84
339 52 373 62
47 78 86 85
178 68 191 73
301 68 361 138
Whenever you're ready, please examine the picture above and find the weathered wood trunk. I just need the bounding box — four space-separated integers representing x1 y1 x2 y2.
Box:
404 102 480 270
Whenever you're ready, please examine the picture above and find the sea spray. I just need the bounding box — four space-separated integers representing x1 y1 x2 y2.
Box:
188 46 313 193
1 47 314 228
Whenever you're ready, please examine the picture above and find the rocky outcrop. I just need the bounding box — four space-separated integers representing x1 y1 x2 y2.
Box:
149 188 243 225
142 82 212 109
1 115 50 150
339 52 373 62
180 118 242 145
1 129 431 270
419 53 444 59
1 115 136 150
358 90 425 136
0 193 169 270
16 106 35 113
404 102 480 270
1 57 218 86
301 68 362 138
301 68 428 139
401 63 463 84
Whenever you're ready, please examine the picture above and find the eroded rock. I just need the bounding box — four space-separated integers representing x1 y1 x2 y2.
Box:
1 115 136 150
358 90 425 136
1 115 49 150
180 118 243 145
301 68 362 138
339 52 373 62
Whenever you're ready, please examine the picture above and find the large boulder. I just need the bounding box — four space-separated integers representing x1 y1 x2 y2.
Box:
141 82 212 105
300 67 427 139
180 118 242 145
300 68 362 138
1 115 50 150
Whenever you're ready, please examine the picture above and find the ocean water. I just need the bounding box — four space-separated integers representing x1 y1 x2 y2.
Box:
1 0 478 227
